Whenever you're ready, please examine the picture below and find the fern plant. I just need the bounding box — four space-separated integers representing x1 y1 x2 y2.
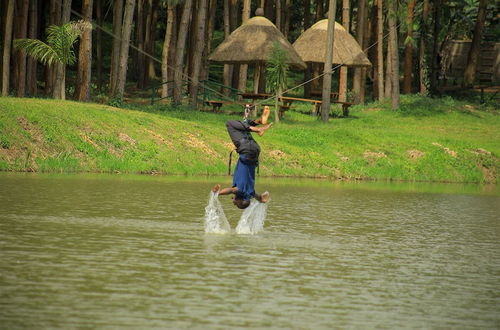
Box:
266 42 289 123
14 20 91 99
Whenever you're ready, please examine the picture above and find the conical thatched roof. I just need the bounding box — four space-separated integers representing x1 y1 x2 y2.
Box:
209 16 307 70
293 19 371 67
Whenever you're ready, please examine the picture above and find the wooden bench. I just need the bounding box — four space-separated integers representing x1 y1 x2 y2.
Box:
279 96 323 114
205 100 245 112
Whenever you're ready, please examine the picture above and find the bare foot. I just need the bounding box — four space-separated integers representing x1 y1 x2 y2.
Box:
212 184 221 193
260 106 271 125
258 122 273 137
260 191 270 203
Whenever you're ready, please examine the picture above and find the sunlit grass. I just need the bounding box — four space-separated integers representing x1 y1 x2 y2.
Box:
0 95 498 183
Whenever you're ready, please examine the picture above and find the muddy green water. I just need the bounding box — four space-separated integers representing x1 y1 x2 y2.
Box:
0 173 499 329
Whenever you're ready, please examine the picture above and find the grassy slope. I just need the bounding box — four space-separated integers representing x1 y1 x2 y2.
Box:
0 96 498 183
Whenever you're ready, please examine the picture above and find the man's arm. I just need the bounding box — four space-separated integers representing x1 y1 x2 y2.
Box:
212 184 237 195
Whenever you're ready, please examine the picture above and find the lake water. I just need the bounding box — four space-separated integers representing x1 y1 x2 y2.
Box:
0 173 499 329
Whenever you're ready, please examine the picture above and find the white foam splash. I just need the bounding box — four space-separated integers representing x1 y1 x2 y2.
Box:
204 191 231 234
236 197 269 235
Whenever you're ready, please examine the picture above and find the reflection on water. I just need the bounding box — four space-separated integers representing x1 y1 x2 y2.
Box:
0 173 499 329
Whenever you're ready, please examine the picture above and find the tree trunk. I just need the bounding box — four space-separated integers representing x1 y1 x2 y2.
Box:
173 0 193 105
189 0 208 108
238 0 251 94
430 0 441 94
45 0 59 97
284 0 291 38
53 0 72 99
115 0 136 98
338 0 350 102
15 0 30 97
316 0 324 21
359 1 370 103
352 0 366 104
26 0 38 96
418 0 429 94
146 0 159 82
222 0 233 94
403 0 415 94
229 0 239 90
384 39 392 98
135 0 146 88
322 0 338 122
276 0 282 31
110 0 123 95
201 0 217 82
463 0 487 87
161 4 175 98
376 0 384 100
388 0 400 109
1 0 14 96
95 0 103 92
303 0 311 30
75 0 93 101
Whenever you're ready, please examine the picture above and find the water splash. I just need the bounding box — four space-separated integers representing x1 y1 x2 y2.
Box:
236 197 269 235
204 191 230 234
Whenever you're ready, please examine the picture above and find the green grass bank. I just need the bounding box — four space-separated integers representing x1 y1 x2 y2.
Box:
0 96 498 183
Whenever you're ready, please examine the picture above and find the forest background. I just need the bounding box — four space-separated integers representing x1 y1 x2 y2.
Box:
0 0 498 106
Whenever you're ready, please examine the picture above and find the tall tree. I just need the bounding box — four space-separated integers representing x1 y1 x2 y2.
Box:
115 0 136 98
418 0 429 94
173 0 193 105
283 0 291 38
53 0 72 100
1 0 15 96
14 21 87 100
276 0 282 31
322 0 338 122
95 0 103 92
238 0 251 94
463 0 487 87
388 0 400 109
75 0 94 101
352 0 366 103
26 0 39 96
403 0 416 93
201 0 217 82
161 1 177 98
430 0 441 94
376 0 384 100
135 0 146 88
15 0 29 97
303 0 312 98
222 0 233 94
384 38 392 98
109 0 123 95
146 0 159 81
338 0 350 102
189 0 208 107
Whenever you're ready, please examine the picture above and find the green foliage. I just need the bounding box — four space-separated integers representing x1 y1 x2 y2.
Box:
14 20 90 66
0 96 498 183
266 42 289 95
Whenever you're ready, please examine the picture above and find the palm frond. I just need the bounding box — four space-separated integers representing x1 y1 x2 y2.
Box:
13 38 60 65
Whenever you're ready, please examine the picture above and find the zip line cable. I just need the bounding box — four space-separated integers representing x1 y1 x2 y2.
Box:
54 0 403 108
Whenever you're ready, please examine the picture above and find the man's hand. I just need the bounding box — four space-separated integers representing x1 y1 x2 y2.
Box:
257 122 273 137
212 184 221 193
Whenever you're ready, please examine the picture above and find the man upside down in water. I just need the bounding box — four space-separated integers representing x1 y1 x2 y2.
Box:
213 105 273 209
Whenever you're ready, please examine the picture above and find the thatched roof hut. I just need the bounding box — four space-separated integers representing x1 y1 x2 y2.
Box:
293 19 371 67
209 16 306 70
